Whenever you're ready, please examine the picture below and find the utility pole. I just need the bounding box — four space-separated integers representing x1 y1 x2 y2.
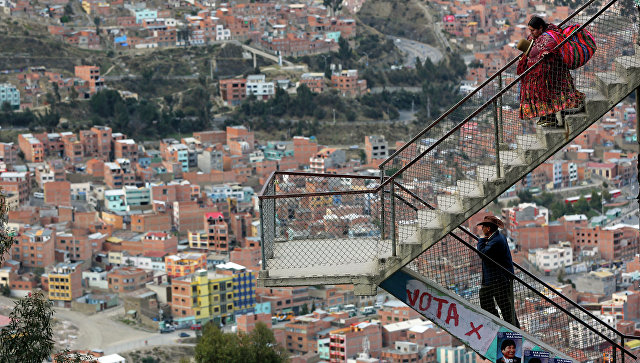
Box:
333 108 336 124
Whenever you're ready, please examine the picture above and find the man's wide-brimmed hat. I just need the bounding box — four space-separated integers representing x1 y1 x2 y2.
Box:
477 215 504 229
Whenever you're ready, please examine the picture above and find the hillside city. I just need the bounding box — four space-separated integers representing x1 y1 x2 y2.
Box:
0 0 639 361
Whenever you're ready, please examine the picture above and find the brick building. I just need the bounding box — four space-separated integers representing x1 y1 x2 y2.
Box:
108 266 154 293
329 322 382 362
204 212 229 253
14 228 56 268
165 253 207 278
18 133 44 162
44 181 71 206
219 78 247 106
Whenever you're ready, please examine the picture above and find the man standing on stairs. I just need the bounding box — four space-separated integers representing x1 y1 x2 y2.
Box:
476 215 520 328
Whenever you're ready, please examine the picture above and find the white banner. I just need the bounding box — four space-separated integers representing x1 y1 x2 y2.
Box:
406 279 500 354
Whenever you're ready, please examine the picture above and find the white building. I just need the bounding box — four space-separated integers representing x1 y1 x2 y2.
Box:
70 182 92 200
215 24 230 40
528 242 573 272
123 254 166 271
0 83 20 110
82 269 109 289
246 74 275 100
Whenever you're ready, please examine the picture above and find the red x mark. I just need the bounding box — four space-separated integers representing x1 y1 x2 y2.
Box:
465 322 483 339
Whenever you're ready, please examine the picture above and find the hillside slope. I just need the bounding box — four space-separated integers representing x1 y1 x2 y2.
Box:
356 0 439 46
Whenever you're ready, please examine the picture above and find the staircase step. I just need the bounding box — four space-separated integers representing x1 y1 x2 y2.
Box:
516 134 546 150
436 194 464 213
417 209 442 229
535 126 565 148
475 164 503 182
397 221 420 244
614 55 640 80
581 87 609 116
563 112 589 134
595 71 628 100
456 179 485 198
499 150 526 166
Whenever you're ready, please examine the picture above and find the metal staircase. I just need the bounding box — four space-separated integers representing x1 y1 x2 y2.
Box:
258 0 640 360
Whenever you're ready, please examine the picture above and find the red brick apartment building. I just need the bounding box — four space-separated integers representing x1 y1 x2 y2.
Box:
284 314 332 355
90 125 112 160
294 136 320 166
205 212 229 253
141 232 178 254
219 78 246 106
257 287 311 315
14 228 56 268
236 312 272 333
62 132 84 163
193 130 227 145
574 225 639 261
0 171 30 205
329 322 382 362
331 69 367 97
131 213 171 233
108 266 154 293
56 229 106 260
18 133 44 162
114 139 139 162
74 65 104 94
0 142 18 165
300 73 325 93
377 302 421 324
44 181 71 206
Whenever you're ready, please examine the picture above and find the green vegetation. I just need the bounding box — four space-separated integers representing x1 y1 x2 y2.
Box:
195 322 287 363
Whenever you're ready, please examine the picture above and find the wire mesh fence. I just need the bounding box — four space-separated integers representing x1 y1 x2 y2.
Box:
260 172 389 275
405 223 640 361
381 0 638 250
258 0 640 359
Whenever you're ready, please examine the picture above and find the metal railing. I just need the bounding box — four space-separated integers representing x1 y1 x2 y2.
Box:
260 171 639 360
380 0 637 247
258 0 640 359
394 185 639 361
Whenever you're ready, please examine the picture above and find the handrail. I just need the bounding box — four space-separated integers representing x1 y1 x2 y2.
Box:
260 172 638 357
258 171 379 197
392 182 626 336
379 0 619 189
262 0 617 199
392 181 637 359
379 0 603 168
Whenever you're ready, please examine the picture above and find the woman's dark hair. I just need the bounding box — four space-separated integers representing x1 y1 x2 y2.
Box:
528 16 548 31
501 339 516 350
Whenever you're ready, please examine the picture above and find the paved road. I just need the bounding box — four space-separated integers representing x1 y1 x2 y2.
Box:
0 296 173 353
389 36 443 67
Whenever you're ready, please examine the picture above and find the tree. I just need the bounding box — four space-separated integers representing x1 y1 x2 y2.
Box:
338 37 352 63
247 323 288 363
0 290 54 362
1 101 12 113
195 322 287 363
575 195 590 214
300 303 309 315
517 189 533 203
93 16 101 36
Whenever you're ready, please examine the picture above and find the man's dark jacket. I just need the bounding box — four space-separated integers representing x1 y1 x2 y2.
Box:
477 231 515 285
